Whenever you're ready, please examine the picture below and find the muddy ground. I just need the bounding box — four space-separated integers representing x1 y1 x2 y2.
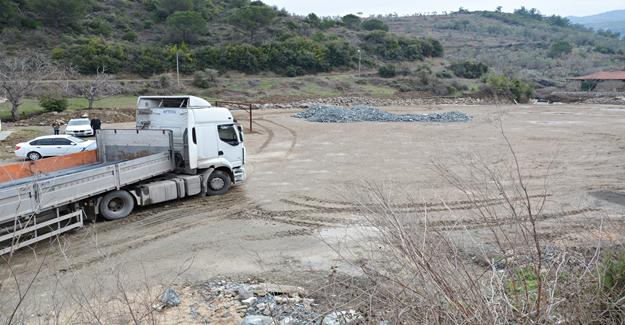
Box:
2 103 625 322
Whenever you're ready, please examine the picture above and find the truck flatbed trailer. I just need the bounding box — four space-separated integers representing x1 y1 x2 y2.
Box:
0 95 247 256
0 129 175 255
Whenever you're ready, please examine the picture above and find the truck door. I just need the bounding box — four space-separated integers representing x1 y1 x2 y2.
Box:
217 124 243 166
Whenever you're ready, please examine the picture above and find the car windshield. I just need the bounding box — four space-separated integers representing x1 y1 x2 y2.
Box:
66 136 85 143
68 119 90 126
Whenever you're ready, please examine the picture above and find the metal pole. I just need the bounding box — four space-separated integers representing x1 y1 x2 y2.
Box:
358 49 362 77
249 104 253 133
176 50 180 88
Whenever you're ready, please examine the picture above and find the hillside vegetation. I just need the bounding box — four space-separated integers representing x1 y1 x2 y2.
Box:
0 0 442 77
0 1 624 110
385 8 625 84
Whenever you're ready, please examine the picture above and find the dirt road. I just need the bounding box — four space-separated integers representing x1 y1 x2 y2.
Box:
2 103 625 319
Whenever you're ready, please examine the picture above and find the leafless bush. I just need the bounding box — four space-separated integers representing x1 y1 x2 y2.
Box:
324 134 621 324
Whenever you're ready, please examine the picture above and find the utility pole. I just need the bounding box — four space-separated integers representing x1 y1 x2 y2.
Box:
357 49 362 77
176 50 180 88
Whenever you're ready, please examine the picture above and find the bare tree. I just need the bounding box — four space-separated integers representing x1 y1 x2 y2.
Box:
0 54 54 121
71 67 121 110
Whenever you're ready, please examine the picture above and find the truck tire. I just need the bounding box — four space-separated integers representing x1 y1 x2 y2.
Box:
205 170 231 196
99 190 135 220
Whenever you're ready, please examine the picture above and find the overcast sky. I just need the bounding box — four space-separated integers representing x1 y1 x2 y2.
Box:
262 0 623 17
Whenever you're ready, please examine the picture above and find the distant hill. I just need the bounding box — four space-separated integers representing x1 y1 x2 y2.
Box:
568 10 625 36
385 10 625 83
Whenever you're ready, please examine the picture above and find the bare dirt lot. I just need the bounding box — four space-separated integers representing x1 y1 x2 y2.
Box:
2 103 625 322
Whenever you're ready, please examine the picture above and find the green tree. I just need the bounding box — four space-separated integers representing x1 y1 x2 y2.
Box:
0 0 19 29
361 19 389 31
228 2 277 43
305 13 321 28
156 0 192 18
548 40 573 58
341 14 361 29
450 61 489 79
378 64 397 78
167 11 207 43
66 37 127 74
27 0 90 28
129 46 168 76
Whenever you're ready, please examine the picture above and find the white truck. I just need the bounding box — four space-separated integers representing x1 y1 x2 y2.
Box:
0 96 246 255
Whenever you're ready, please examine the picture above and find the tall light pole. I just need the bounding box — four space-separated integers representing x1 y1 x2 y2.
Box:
357 49 362 77
176 49 181 88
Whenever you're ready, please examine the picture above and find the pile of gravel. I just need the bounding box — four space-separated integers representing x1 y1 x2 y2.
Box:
293 105 472 123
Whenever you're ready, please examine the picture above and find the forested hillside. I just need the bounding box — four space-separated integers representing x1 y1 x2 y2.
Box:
1 1 624 105
0 0 442 77
385 8 625 83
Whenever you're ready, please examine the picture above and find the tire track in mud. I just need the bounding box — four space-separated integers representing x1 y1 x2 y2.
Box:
285 194 552 212
63 190 253 270
256 118 298 159
252 119 274 154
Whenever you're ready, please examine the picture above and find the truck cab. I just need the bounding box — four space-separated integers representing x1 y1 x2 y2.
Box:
136 96 246 188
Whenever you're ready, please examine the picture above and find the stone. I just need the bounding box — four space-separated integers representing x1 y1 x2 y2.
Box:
239 315 275 325
160 288 181 307
250 283 308 297
238 286 254 300
242 297 257 305
322 310 362 325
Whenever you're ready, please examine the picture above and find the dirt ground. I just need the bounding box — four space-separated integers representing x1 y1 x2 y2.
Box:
2 103 625 321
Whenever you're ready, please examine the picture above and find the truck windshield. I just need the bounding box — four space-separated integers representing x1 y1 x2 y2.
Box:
218 124 239 146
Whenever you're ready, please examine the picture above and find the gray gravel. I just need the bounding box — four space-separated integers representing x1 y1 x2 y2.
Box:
293 105 472 123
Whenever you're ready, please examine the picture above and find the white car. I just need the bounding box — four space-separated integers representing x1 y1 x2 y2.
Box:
64 118 94 137
15 135 97 161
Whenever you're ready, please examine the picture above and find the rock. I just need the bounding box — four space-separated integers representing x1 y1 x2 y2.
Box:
242 297 257 305
238 285 253 300
294 105 471 123
278 316 297 325
322 310 362 325
250 283 308 297
239 315 275 325
160 288 181 307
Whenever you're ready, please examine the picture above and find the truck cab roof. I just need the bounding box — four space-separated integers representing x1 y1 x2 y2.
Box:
137 96 212 110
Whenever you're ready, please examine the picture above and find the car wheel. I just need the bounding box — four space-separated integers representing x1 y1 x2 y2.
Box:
27 151 42 161
99 190 135 220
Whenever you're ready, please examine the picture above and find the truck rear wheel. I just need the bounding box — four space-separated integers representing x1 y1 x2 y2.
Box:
205 170 231 196
99 190 135 220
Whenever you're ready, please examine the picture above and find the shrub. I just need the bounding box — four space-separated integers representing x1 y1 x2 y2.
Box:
481 74 534 103
51 47 65 60
192 69 218 88
341 14 361 29
450 61 489 79
129 46 168 76
361 19 389 31
548 40 573 58
122 31 138 42
378 64 397 78
39 95 68 112
66 37 127 74
361 31 443 61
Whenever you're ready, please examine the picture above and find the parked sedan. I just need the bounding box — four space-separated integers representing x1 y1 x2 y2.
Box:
15 135 97 160
64 118 94 137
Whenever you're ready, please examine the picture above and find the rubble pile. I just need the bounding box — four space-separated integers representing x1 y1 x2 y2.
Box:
158 280 363 325
293 105 472 123
254 96 486 109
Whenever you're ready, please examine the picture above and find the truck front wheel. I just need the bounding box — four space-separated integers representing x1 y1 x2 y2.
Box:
205 170 231 196
99 190 135 220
